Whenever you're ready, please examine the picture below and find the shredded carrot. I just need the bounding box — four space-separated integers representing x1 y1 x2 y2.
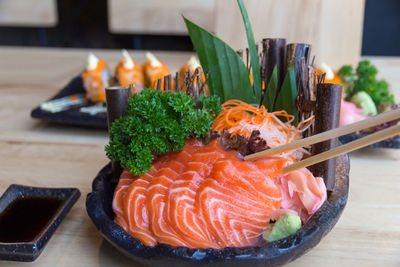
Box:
212 99 310 138
296 115 315 131
212 100 268 136
212 99 314 162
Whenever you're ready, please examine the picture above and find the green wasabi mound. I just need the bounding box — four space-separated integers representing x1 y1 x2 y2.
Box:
351 91 378 116
263 213 302 242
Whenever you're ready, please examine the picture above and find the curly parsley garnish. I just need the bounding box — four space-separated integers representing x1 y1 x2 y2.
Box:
105 89 221 176
338 60 395 108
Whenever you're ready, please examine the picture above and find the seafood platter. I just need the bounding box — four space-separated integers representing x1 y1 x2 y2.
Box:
85 1 360 266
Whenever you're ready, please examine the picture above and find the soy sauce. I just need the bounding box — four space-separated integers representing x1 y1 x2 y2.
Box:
0 197 63 243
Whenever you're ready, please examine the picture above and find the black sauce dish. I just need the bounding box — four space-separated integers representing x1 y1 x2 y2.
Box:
86 154 349 267
0 185 80 262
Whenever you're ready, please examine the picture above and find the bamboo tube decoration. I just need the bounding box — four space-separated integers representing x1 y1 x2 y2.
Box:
106 86 130 182
285 43 311 73
262 38 286 90
275 43 311 110
309 83 342 191
285 43 311 92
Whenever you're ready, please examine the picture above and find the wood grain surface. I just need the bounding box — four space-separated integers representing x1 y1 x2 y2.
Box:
214 0 365 70
0 0 57 27
108 0 364 69
108 0 216 34
0 47 399 266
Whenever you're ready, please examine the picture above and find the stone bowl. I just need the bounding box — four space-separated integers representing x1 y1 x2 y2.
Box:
86 154 349 267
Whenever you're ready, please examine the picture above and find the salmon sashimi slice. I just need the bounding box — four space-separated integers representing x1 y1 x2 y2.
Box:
196 156 284 247
146 150 192 247
124 172 157 246
112 139 321 249
112 169 136 231
113 170 135 213
211 158 286 206
168 142 226 248
167 147 228 248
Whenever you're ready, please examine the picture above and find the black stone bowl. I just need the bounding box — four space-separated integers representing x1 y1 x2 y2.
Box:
339 133 400 149
30 76 108 129
86 154 349 267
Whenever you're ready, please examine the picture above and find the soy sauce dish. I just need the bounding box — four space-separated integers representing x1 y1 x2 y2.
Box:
0 185 80 262
86 154 349 267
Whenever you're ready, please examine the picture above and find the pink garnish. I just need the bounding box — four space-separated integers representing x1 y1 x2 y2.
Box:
340 99 369 126
275 168 327 223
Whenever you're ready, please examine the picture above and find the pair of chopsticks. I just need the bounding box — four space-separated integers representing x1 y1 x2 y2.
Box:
244 109 400 174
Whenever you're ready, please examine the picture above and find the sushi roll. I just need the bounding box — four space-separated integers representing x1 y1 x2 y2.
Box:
115 49 144 92
142 52 171 89
81 53 110 103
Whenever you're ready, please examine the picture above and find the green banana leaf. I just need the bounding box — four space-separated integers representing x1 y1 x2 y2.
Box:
183 16 257 104
275 66 299 125
237 0 261 95
262 65 278 111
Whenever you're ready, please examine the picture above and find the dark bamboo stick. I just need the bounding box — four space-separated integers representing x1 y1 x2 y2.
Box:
285 43 311 73
163 75 168 91
175 72 179 92
246 48 250 71
309 83 342 191
285 43 311 92
167 74 172 91
280 43 311 116
106 86 131 182
262 38 286 90
156 78 162 91
200 71 210 95
237 49 244 59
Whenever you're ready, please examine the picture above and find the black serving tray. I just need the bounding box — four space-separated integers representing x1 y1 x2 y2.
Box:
0 185 80 262
86 153 349 267
339 133 400 149
30 76 108 129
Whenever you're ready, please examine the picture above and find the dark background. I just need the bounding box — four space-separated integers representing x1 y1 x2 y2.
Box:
0 0 399 55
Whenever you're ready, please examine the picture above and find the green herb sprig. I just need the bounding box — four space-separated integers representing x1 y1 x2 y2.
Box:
105 89 221 176
338 60 395 108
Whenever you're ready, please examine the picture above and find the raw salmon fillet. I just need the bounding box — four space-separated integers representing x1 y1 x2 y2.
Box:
112 139 289 249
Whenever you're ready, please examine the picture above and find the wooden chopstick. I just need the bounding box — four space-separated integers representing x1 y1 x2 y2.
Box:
244 108 400 161
281 124 400 174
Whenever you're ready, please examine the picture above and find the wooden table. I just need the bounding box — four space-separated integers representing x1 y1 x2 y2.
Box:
0 47 399 267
